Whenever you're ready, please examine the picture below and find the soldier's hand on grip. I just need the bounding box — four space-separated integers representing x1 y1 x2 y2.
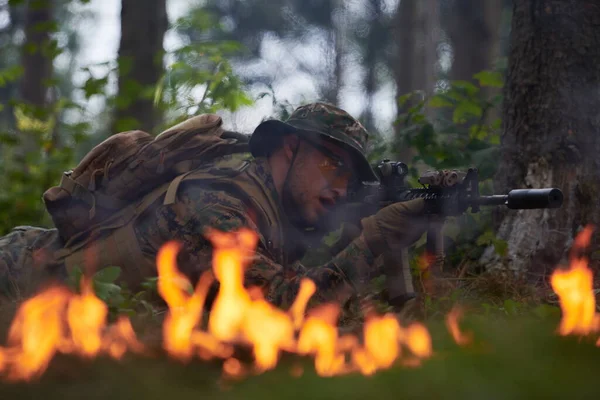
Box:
360 198 427 256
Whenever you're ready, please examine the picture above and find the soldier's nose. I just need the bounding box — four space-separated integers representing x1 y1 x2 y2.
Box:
331 186 347 201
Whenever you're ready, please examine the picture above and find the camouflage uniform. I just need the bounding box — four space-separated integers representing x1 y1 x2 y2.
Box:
0 226 63 298
134 156 377 308
0 103 382 307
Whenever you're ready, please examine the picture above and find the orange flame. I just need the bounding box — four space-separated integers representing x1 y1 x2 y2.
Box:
0 278 144 381
2 286 72 381
550 226 600 336
66 278 108 357
1 227 438 381
297 303 348 376
207 229 256 343
289 279 316 329
402 322 433 358
352 313 402 375
103 316 145 360
157 241 212 361
446 306 472 346
242 298 295 370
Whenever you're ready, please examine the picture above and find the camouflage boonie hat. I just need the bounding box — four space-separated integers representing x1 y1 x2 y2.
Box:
250 102 379 183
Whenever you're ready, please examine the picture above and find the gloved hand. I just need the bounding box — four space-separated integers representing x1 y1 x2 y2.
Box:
360 198 427 256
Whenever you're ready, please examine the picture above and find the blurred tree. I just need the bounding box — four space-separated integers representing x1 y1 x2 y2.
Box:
0 0 24 131
391 0 441 161
481 0 600 276
358 0 385 130
393 0 417 109
202 0 345 104
0 0 93 234
444 0 504 82
113 0 168 133
16 0 55 160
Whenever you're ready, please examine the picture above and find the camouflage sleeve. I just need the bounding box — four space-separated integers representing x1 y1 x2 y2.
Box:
264 236 375 308
146 183 376 308
0 227 63 299
142 183 269 280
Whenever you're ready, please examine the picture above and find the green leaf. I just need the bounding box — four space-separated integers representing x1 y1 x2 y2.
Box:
397 92 415 106
67 266 84 291
93 282 122 302
82 76 109 98
451 80 480 96
492 238 509 257
453 100 483 123
428 94 454 108
474 70 504 88
93 266 122 283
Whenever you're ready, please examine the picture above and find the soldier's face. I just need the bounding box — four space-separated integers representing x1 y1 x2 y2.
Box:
283 137 354 226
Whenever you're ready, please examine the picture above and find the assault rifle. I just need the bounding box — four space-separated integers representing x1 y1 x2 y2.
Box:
344 160 564 308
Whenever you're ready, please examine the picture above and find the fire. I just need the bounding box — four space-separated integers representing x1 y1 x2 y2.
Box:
2 286 72 381
550 226 600 337
0 227 437 382
157 241 212 361
66 278 108 357
352 313 402 375
242 298 295 370
446 306 472 346
297 303 348 376
207 229 255 343
290 279 316 329
401 322 433 360
0 279 144 381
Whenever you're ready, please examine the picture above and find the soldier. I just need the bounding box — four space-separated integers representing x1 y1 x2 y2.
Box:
0 102 427 308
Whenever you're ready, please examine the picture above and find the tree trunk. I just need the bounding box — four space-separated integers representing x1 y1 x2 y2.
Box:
113 0 168 134
20 0 53 109
17 0 54 161
392 0 439 160
446 0 504 81
393 0 416 99
480 0 600 277
445 0 505 127
362 0 383 132
415 0 439 99
0 2 24 132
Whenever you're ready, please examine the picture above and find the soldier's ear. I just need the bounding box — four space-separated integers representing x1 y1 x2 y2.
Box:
282 134 300 161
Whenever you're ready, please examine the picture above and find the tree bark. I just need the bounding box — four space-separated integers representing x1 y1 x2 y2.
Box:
20 0 53 109
393 0 416 102
446 0 504 81
480 0 600 277
15 0 53 162
0 1 24 132
113 0 168 134
362 0 383 131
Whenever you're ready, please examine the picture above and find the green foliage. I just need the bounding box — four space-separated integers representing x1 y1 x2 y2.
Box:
0 91 89 236
0 3 255 235
391 71 507 273
395 72 503 181
154 9 253 129
67 266 160 320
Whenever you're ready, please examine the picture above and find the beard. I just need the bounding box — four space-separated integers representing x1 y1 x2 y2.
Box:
281 176 314 230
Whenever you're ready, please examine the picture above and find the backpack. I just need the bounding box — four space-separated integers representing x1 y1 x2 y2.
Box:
42 114 251 244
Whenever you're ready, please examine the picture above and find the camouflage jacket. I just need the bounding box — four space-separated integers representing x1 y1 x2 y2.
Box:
134 157 376 307
0 157 376 307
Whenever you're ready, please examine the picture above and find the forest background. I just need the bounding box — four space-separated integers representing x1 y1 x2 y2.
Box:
0 0 599 324
0 1 599 398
